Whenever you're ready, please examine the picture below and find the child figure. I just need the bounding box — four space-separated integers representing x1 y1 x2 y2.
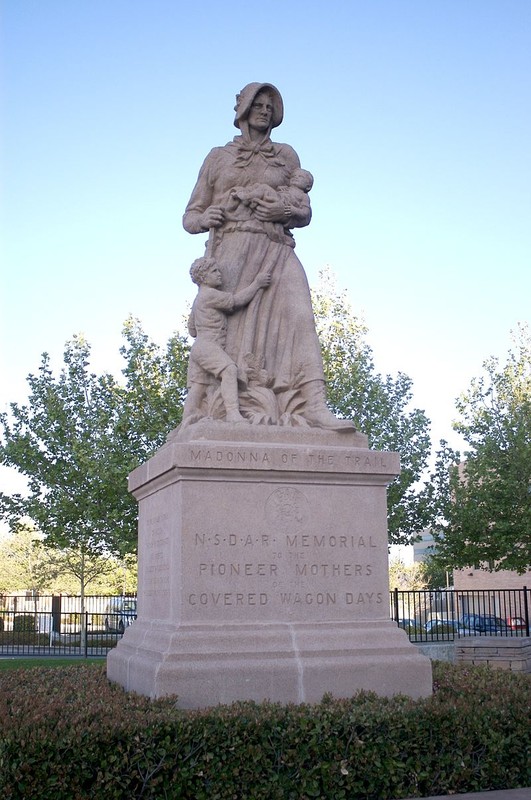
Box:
277 167 314 219
182 256 271 424
228 168 314 242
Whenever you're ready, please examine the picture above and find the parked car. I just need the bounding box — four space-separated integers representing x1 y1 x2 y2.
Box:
506 616 527 631
104 598 137 634
460 614 509 634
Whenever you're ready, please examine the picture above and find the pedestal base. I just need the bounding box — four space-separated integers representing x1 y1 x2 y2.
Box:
108 619 431 707
107 426 432 706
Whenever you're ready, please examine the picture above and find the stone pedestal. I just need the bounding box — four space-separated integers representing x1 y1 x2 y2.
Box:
107 423 432 707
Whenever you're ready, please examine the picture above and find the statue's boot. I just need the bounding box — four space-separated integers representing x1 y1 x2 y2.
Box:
301 380 355 431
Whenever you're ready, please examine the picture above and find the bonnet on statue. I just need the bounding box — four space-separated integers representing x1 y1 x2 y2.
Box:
233 82 284 130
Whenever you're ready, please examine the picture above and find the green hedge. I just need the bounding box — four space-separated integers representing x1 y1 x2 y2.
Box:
0 631 50 646
0 661 529 799
12 614 37 633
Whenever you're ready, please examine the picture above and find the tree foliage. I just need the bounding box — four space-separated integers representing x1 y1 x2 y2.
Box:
312 269 434 544
432 324 531 574
0 524 56 594
388 557 428 590
0 323 190 581
0 337 136 561
116 316 189 458
1 273 438 567
421 552 454 590
0 523 138 595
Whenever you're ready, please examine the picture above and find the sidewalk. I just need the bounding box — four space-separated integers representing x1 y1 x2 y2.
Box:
398 789 531 800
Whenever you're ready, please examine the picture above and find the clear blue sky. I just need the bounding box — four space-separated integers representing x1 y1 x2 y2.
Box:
2 0 530 474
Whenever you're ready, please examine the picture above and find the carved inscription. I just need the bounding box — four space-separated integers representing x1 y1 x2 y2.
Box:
187 446 389 472
190 448 270 465
144 512 170 602
195 533 273 547
295 563 372 576
184 488 385 621
285 534 377 548
189 592 269 606
199 562 279 577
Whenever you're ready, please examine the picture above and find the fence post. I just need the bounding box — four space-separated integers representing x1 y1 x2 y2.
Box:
393 588 399 623
84 612 89 658
523 586 529 638
51 595 62 635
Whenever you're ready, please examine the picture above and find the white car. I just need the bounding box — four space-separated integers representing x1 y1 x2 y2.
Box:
104 599 137 634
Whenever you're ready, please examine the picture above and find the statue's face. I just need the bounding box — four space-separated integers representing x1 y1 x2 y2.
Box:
203 263 222 288
247 92 273 133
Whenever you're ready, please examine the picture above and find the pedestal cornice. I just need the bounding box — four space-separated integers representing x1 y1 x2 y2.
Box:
129 424 399 498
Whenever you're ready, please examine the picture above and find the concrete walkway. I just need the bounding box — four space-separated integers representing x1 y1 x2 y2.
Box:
398 789 531 800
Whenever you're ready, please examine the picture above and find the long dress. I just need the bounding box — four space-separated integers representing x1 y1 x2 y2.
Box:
183 136 325 424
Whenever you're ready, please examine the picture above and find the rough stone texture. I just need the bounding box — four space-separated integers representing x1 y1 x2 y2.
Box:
415 641 457 663
180 82 355 432
107 427 432 707
182 259 272 425
456 636 531 672
107 82 433 707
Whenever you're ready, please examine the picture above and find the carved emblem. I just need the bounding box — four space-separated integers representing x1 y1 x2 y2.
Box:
265 487 309 532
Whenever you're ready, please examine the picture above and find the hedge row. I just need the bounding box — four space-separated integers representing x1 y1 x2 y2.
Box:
0 661 529 799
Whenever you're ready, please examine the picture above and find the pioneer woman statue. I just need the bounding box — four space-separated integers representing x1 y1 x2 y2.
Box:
183 82 352 430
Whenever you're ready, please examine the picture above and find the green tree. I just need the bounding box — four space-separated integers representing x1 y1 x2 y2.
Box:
0 323 188 609
312 269 434 544
0 523 58 594
1 274 435 580
0 531 138 595
0 337 139 645
421 552 454 590
116 315 189 457
432 325 531 574
40 551 138 595
0 336 136 563
388 557 428 590
0 323 190 560
90 553 138 595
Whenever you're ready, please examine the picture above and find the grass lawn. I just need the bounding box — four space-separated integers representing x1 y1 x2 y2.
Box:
0 656 105 670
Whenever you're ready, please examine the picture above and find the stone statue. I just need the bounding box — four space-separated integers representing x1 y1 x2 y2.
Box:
182 256 271 426
183 81 353 431
108 83 431 709
227 168 313 246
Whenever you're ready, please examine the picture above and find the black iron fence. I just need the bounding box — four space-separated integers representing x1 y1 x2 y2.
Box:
0 587 528 657
390 585 530 642
0 594 137 657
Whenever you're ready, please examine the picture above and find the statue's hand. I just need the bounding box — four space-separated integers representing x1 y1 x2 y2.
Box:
199 206 225 229
253 197 285 222
256 271 272 289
